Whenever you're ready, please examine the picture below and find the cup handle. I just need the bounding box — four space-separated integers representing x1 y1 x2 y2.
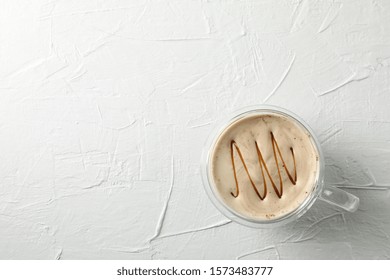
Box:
318 185 360 212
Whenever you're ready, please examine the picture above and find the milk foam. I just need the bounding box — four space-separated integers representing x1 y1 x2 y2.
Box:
210 113 319 220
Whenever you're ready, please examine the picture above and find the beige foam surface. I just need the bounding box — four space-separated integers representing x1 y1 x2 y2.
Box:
210 113 320 220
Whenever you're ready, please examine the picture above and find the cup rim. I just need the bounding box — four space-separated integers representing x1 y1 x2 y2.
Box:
201 105 325 228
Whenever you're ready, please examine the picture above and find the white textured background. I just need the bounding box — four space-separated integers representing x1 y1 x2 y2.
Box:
1 0 390 260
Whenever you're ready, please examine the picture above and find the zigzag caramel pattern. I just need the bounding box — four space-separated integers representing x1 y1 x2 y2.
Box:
230 132 297 200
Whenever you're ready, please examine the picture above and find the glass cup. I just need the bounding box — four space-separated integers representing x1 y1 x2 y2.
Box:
201 105 359 228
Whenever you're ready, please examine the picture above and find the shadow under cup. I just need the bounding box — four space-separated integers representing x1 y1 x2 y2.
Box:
201 105 359 228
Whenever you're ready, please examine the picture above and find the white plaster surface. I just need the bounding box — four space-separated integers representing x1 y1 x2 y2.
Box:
0 0 389 259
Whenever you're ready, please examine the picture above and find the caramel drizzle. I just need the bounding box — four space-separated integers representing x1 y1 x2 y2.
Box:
230 132 297 200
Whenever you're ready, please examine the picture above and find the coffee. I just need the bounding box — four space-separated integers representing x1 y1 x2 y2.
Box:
210 112 320 220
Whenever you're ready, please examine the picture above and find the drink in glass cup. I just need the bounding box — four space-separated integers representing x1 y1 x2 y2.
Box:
201 105 359 227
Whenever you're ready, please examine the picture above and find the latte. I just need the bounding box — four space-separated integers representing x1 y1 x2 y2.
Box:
210 112 320 220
